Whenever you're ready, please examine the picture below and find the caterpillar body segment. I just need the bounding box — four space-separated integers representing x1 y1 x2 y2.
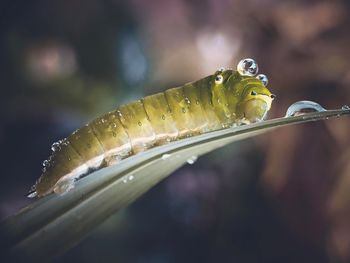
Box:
29 59 275 198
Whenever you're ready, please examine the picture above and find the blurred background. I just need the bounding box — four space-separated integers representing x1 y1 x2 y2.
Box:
1 0 350 262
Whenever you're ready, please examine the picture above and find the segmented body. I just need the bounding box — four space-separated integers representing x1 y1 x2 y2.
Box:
30 60 275 198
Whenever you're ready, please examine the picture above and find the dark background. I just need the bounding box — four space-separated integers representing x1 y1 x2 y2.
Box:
1 0 350 262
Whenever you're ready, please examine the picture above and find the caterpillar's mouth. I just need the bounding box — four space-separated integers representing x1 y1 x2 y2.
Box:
243 98 270 123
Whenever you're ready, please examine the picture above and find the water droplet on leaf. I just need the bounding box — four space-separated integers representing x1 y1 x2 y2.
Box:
162 154 172 160
285 100 326 117
187 155 198 165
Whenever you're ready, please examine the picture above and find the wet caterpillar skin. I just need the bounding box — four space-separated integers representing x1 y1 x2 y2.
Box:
29 59 275 198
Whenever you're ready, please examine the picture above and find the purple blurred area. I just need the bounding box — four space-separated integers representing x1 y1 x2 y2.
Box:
1 0 350 262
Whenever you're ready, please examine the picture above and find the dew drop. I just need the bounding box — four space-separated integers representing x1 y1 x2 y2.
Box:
187 155 198 165
237 58 258 77
342 105 350 110
285 100 326 117
162 154 172 160
122 175 134 183
185 98 191 104
256 74 268 86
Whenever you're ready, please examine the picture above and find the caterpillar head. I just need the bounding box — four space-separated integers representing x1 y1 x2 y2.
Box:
211 58 275 123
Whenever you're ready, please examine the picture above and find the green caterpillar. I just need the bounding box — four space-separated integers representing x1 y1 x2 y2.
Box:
28 58 275 198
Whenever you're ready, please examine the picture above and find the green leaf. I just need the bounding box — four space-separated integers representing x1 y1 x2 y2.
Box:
2 108 350 260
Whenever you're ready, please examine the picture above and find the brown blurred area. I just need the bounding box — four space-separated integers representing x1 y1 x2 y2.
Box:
1 0 350 262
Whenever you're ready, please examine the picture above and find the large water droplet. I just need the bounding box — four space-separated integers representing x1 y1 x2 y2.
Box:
237 58 258 77
285 100 326 117
187 155 198 165
256 74 268 86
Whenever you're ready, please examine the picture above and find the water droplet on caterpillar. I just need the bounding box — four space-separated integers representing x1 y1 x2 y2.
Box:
256 74 268 86
27 190 38 198
237 58 258 77
285 100 326 117
51 141 62 152
42 160 49 167
187 155 198 165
